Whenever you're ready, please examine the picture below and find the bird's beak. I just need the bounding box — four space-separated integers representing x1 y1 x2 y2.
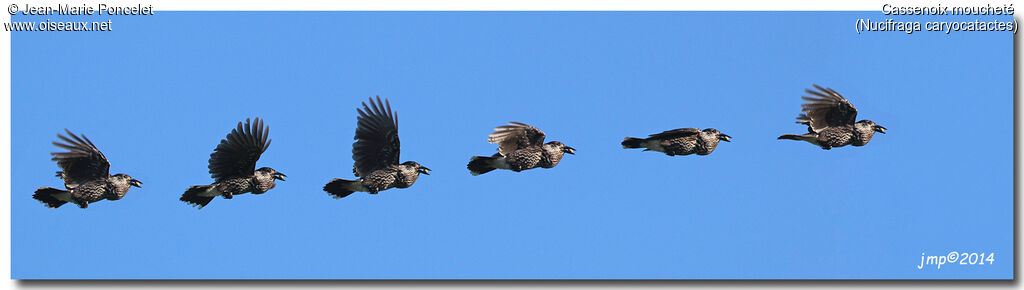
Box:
566 147 576 155
875 126 887 134
274 173 287 181
721 134 732 142
130 179 143 188
419 167 431 175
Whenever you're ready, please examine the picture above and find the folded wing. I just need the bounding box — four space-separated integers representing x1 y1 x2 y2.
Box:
648 128 701 140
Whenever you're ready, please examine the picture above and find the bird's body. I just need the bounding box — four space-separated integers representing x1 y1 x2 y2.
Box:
180 118 285 209
33 130 142 209
212 176 265 196
339 163 424 194
778 85 886 150
816 126 852 148
622 128 731 156
505 146 544 171
183 169 279 200
467 122 575 175
62 180 109 202
323 97 430 199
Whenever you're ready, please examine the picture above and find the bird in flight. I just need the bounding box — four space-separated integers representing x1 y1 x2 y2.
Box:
778 85 886 149
622 128 731 156
467 122 575 175
33 129 142 209
323 96 430 199
180 118 285 209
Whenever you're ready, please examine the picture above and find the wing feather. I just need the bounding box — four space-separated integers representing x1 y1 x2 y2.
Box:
208 118 270 181
50 129 110 188
487 122 546 156
352 96 400 177
799 84 858 131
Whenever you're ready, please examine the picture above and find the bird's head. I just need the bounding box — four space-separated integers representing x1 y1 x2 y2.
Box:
703 128 732 142
257 167 287 181
859 120 886 134
402 161 431 175
112 173 143 188
547 141 576 155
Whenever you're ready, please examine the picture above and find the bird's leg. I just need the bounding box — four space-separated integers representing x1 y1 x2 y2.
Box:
221 192 233 199
75 200 88 208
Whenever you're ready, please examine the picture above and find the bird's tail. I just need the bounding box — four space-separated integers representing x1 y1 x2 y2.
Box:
323 178 364 199
621 137 646 149
467 155 499 176
180 185 215 209
33 187 68 208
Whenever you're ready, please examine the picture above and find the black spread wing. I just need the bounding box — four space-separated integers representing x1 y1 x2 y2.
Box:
352 96 400 177
208 118 270 181
799 84 858 132
648 128 700 140
51 129 110 188
487 122 546 157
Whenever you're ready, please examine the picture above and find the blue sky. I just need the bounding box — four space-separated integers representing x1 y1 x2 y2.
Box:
11 12 1011 279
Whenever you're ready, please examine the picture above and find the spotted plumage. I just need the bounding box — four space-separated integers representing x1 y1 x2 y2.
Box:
323 97 430 199
180 118 285 209
33 129 142 209
622 128 731 156
467 122 575 175
778 85 886 149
